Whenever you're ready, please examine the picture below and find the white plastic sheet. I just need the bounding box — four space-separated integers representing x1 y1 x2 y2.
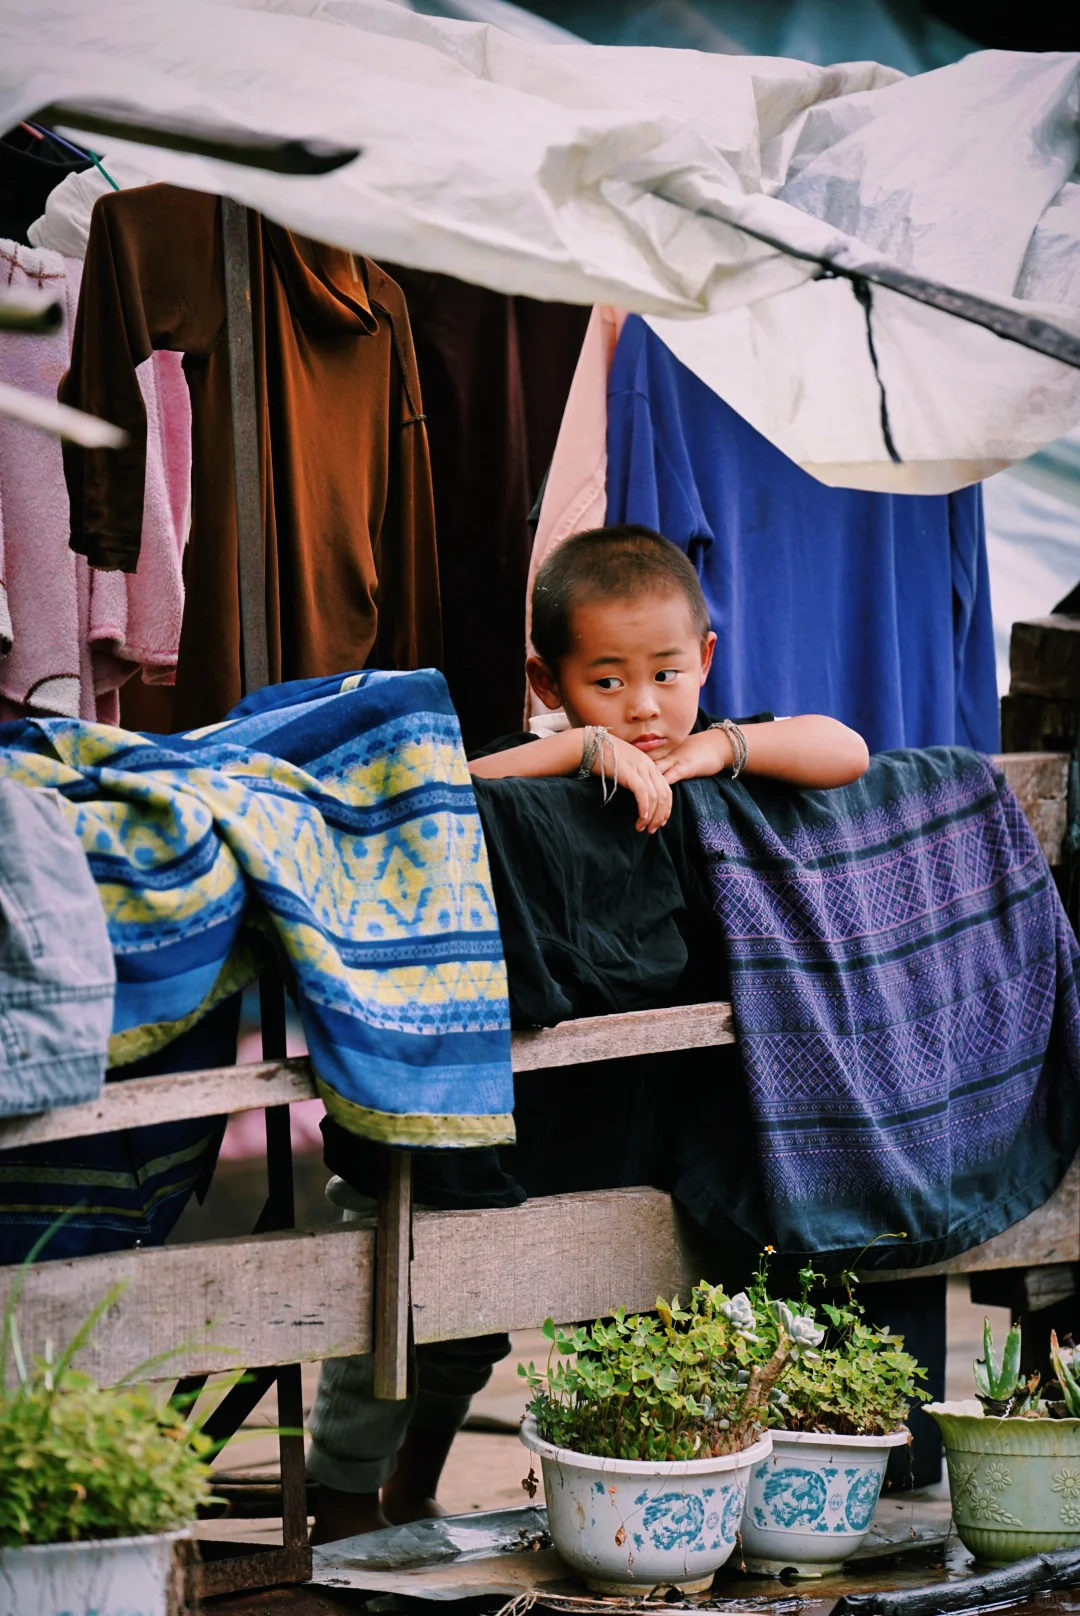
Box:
2 0 1079 489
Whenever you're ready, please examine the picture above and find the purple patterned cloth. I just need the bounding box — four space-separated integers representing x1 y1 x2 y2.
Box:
686 748 1080 1266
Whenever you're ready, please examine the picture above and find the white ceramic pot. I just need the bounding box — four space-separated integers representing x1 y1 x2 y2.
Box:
740 1428 909 1576
521 1416 772 1594
0 1529 188 1616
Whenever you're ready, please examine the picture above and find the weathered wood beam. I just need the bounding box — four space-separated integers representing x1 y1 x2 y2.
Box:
1010 617 1080 702
5 1170 1077 1388
0 1001 737 1152
0 1188 695 1386
373 1150 412 1400
994 751 1068 869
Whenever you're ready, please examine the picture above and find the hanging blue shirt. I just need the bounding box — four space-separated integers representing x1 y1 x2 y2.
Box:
605 316 999 755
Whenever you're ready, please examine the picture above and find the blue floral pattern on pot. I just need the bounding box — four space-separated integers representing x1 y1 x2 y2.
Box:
633 1484 742 1554
642 1493 706 1552
747 1458 888 1540
845 1470 882 1532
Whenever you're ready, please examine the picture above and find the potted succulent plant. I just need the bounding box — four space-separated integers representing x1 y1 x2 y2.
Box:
928 1318 1080 1566
0 1246 215 1616
740 1263 927 1577
519 1276 824 1594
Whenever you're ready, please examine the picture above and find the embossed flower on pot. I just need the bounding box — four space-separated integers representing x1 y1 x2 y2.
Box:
966 1483 1023 1525
1061 1501 1080 1529
1053 1469 1080 1500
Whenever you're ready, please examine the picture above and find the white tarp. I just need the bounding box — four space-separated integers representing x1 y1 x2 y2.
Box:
2 0 1079 491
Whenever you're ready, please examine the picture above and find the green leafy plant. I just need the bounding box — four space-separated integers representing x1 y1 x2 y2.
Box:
974 1318 1039 1417
776 1265 928 1437
519 1262 824 1463
0 1225 215 1548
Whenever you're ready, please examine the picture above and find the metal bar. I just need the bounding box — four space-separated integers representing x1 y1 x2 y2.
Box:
189 202 311 1597
200 1367 278 1447
36 100 359 175
0 380 126 447
0 294 63 335
190 1543 312 1600
221 197 270 697
258 974 308 1549
373 1150 413 1401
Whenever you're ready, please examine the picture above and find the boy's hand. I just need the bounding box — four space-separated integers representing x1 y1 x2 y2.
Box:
592 735 672 832
655 729 733 786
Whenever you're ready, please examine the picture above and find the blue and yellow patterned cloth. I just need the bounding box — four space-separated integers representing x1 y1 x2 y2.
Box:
0 669 513 1148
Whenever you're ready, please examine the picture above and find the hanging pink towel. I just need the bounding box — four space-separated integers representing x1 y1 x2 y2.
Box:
0 244 189 722
524 304 624 720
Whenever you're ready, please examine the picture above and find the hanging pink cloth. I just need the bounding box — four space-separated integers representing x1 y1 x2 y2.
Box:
524 304 625 720
0 243 189 724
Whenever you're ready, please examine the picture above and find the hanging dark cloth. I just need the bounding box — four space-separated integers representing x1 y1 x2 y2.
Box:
0 127 90 247
60 185 442 730
383 266 588 748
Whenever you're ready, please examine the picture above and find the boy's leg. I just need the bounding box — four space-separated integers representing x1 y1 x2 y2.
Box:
307 1349 414 1543
381 1333 512 1523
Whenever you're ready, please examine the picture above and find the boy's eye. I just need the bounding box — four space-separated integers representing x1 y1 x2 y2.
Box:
595 677 623 691
654 669 680 684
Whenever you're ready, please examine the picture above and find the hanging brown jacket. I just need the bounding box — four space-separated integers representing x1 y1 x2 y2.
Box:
60 184 440 729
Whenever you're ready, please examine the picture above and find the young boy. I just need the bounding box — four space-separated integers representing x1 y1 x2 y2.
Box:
471 524 869 810
310 525 867 1546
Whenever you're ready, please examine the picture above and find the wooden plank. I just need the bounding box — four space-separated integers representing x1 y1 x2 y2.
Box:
0 1222 376 1386
512 999 735 1072
1001 695 1079 760
409 1187 698 1344
0 1189 691 1386
0 1003 737 1149
0 1058 317 1151
1010 615 1080 702
4 1173 1079 1387
862 1157 1080 1283
993 750 1069 868
373 1151 412 1400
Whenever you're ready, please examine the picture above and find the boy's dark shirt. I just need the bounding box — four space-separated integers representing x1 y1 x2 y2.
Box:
468 710 770 1028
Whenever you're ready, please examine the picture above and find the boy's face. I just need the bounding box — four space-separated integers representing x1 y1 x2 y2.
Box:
528 592 716 761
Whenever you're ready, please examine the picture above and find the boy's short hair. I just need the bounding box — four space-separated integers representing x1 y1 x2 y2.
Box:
530 524 710 670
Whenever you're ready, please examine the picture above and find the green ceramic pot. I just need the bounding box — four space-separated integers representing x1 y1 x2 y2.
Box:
927 1400 1080 1565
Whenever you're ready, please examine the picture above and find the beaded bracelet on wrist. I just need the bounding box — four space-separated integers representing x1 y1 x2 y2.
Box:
708 718 748 779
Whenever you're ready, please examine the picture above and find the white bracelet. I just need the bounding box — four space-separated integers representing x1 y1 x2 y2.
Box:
577 724 618 804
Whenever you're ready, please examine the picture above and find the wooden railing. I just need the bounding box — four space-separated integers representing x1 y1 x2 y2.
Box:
0 749 1071 1594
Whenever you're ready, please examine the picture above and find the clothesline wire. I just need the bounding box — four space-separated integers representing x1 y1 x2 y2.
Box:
656 186 1080 375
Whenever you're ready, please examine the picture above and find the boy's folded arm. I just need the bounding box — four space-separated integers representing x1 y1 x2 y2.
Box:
469 730 584 780
741 714 869 788
657 715 869 790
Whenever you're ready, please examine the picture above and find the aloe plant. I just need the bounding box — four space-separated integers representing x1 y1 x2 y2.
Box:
974 1317 1023 1404
1050 1331 1080 1417
974 1318 1039 1415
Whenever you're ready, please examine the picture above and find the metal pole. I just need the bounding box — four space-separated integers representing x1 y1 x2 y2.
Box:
216 199 311 1583
221 197 270 697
